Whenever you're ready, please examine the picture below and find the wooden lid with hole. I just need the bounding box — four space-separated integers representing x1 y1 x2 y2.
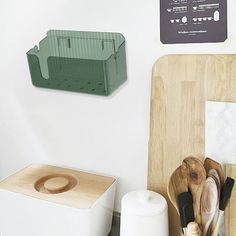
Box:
0 164 116 209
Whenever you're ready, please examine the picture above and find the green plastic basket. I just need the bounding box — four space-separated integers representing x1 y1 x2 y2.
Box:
27 30 127 96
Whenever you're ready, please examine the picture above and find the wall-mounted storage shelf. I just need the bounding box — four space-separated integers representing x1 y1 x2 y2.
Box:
27 30 127 96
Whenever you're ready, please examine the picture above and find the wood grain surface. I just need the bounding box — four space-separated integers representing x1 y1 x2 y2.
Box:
225 164 236 236
148 55 236 236
0 164 115 209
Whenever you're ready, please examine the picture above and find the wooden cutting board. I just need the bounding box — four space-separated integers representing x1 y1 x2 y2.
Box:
225 164 236 236
148 55 236 236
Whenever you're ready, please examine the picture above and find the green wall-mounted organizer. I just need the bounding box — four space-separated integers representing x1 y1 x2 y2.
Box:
27 30 127 96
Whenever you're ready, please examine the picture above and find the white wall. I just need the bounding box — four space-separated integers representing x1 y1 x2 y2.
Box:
0 0 236 212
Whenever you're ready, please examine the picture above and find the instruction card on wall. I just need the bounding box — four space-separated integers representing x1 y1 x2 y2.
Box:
160 0 227 44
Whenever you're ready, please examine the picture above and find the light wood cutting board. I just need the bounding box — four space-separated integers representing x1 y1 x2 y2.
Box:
148 55 236 236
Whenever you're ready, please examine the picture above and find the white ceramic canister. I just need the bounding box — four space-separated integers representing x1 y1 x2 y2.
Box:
120 190 169 236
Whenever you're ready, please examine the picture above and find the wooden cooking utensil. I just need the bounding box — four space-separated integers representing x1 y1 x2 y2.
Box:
204 157 224 188
201 177 218 236
182 157 206 228
167 165 189 213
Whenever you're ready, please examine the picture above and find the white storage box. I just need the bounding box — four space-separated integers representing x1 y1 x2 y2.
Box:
0 164 116 236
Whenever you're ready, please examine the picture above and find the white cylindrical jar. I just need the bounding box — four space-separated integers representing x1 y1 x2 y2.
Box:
120 190 169 236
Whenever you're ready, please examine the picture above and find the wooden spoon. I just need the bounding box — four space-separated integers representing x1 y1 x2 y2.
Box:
204 157 224 188
167 165 189 213
182 157 206 228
